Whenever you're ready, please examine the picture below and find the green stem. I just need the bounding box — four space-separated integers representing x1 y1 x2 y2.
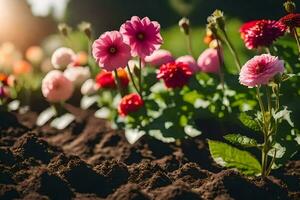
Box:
186 34 193 55
126 65 141 96
256 86 268 178
215 38 225 91
222 30 241 72
114 69 125 97
138 58 143 96
292 27 300 56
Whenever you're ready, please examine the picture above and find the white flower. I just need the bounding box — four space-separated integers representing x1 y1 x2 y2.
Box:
63 66 91 86
81 79 97 95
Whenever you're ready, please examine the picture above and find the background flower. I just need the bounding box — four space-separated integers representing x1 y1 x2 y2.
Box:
42 70 74 102
95 69 129 89
239 54 284 87
13 60 32 75
197 48 220 73
92 31 131 71
157 62 192 88
239 20 286 49
144 49 174 66
51 47 75 69
118 93 143 116
120 16 163 58
176 55 198 73
63 66 90 85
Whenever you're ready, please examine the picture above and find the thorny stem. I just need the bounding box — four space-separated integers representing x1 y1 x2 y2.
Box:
126 65 141 96
114 69 125 97
222 30 241 72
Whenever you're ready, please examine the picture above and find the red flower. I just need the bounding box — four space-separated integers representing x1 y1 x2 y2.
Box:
157 62 193 88
239 20 286 49
118 93 144 116
0 73 8 86
95 69 129 89
280 13 300 28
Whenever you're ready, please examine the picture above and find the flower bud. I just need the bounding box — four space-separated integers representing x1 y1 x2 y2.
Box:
179 17 190 35
284 1 296 13
212 10 225 31
78 22 92 39
58 23 70 37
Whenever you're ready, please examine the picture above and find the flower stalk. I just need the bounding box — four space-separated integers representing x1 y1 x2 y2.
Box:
114 69 125 97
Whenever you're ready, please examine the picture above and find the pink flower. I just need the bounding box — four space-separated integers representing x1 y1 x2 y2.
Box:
157 62 193 88
239 54 284 87
239 20 286 49
176 55 198 73
197 48 221 73
144 49 174 66
51 47 76 69
120 16 163 58
42 70 74 102
92 31 131 71
63 66 90 85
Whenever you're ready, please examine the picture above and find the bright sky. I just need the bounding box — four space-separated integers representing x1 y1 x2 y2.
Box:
26 0 70 19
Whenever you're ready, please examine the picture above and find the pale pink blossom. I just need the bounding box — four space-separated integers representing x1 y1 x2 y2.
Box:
176 55 198 73
63 66 90 85
51 47 76 69
197 48 221 73
92 31 131 71
42 70 74 102
120 16 163 58
144 49 174 66
239 54 284 87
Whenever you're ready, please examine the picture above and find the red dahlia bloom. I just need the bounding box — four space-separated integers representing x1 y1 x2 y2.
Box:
95 69 129 89
157 62 193 88
280 13 300 28
118 93 144 116
239 20 286 49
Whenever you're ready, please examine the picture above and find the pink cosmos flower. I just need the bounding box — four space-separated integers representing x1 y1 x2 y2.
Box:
239 20 286 49
176 55 199 73
197 48 221 73
92 31 131 71
239 54 284 87
144 49 174 66
42 70 74 102
51 47 76 69
120 16 163 58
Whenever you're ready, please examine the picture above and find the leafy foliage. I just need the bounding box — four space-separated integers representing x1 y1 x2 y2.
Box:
208 140 261 176
224 134 258 147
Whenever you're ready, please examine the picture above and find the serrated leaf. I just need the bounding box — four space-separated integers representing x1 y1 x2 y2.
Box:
239 113 260 131
208 140 261 176
224 134 258 147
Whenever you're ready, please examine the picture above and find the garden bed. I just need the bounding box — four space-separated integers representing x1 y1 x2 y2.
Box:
0 106 299 200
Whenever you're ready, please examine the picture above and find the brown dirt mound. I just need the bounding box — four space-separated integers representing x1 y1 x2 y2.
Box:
0 107 299 200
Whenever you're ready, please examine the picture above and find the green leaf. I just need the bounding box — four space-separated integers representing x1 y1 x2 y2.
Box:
224 134 258 147
239 112 260 131
208 140 262 176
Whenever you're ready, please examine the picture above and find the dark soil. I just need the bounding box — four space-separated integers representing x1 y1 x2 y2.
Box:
0 107 299 200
